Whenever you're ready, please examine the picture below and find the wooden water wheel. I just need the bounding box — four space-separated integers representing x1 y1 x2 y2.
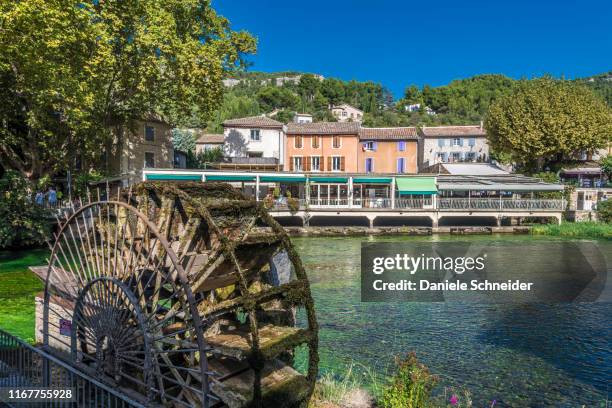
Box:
42 182 319 408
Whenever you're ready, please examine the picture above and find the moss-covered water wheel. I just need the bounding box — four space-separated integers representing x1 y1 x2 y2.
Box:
43 182 318 408
133 181 319 407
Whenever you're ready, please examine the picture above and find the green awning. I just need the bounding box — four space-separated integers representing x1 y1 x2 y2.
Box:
396 177 437 195
146 174 202 181
353 177 393 184
309 176 349 183
259 176 307 183
205 175 256 182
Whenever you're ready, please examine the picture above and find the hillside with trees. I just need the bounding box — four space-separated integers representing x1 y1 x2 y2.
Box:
202 70 612 132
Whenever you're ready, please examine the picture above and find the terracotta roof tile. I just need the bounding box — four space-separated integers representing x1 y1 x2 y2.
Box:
359 127 418 140
286 122 360 135
222 116 284 129
195 134 224 144
420 125 486 137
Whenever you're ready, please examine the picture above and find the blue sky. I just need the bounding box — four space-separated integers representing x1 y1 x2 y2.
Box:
214 0 611 98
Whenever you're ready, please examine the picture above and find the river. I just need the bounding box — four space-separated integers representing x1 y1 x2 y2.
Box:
293 235 611 407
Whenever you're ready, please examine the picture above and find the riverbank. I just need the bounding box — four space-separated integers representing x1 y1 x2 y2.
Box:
282 225 531 237
531 221 612 239
0 249 46 343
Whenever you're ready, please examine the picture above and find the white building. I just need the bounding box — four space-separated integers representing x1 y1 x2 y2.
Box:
418 124 489 170
404 103 436 115
222 116 285 166
293 113 313 123
330 104 363 122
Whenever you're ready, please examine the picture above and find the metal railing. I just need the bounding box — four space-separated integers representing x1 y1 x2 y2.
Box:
0 329 146 407
267 197 563 211
438 198 565 211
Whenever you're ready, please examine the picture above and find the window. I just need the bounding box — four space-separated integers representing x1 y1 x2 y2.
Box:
250 129 260 141
365 158 374 173
397 158 405 173
145 126 155 142
293 156 303 171
312 136 320 148
248 152 263 158
437 152 447 162
144 152 155 168
364 141 375 151
332 156 342 171
342 111 347 117
311 156 320 171
332 135 341 148
398 141 406 151
468 138 476 147
466 152 476 161
451 152 461 162
453 138 461 147
294 136 303 149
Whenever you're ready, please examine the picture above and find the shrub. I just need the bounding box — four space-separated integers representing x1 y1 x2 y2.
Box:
287 197 300 214
0 171 51 249
380 352 438 408
262 195 274 210
597 199 612 223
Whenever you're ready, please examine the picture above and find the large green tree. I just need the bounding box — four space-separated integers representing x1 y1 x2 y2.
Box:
0 0 256 179
485 77 612 172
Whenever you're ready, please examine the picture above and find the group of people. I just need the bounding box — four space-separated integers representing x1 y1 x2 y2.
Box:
34 187 58 206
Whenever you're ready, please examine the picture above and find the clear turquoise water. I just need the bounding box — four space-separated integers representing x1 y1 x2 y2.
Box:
293 235 611 407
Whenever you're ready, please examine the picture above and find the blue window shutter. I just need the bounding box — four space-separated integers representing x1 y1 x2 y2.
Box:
459 138 464 146
438 138 444 147
443 153 448 162
398 141 405 151
469 138 475 147
373 142 377 151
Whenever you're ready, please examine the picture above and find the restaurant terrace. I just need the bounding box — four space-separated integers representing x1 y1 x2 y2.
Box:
142 169 566 227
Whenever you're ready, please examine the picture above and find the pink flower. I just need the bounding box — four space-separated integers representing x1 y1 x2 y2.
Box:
449 394 459 405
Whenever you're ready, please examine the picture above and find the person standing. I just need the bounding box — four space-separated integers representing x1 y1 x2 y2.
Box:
47 187 57 207
35 191 44 205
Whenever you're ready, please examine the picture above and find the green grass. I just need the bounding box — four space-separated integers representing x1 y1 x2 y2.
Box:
0 248 48 342
531 222 612 239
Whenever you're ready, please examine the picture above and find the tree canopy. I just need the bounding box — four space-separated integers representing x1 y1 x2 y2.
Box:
485 78 612 172
0 0 256 179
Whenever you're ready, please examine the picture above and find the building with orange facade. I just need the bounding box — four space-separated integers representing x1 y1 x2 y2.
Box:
284 122 360 172
357 127 418 174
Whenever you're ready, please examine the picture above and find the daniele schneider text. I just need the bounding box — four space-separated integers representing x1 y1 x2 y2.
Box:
370 253 534 292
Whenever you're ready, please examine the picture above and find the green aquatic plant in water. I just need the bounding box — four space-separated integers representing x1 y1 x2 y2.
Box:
531 221 612 239
0 249 48 342
380 352 438 408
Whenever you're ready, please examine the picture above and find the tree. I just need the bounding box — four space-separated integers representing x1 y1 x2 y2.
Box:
172 129 197 153
600 155 612 181
256 86 300 112
597 199 612 223
0 171 51 249
0 1 256 180
320 78 345 105
485 77 612 172
403 85 422 103
297 73 320 101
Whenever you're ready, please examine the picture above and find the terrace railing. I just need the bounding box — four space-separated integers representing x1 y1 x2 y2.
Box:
267 197 565 211
0 329 146 408
438 198 565 211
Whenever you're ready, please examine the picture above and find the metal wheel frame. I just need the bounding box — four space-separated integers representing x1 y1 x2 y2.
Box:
43 200 212 407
